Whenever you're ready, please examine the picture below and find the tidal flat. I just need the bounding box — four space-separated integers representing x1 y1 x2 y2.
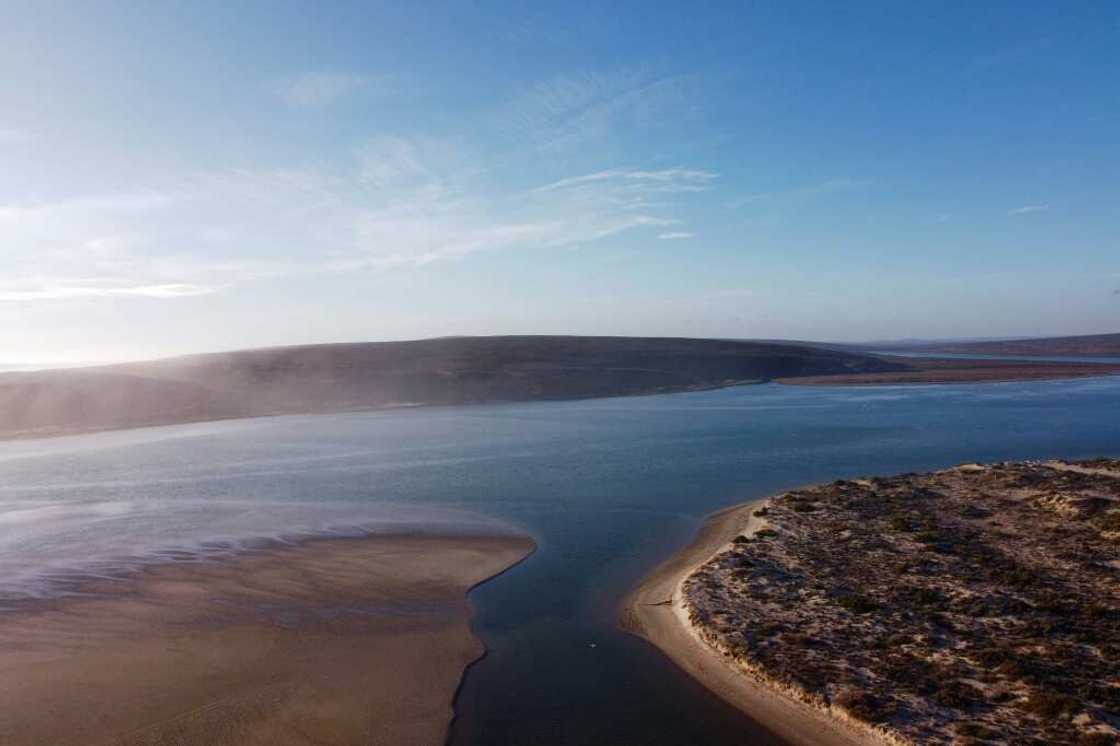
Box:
0 533 534 746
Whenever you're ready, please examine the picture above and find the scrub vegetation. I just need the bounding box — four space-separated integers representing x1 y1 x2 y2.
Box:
684 460 1120 745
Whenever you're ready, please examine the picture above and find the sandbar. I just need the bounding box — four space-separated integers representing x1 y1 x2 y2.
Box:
0 532 534 746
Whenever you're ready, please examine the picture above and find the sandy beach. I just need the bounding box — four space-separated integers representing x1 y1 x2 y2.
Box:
620 501 871 746
0 532 534 746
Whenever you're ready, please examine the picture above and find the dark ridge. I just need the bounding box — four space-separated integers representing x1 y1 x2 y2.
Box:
0 335 901 439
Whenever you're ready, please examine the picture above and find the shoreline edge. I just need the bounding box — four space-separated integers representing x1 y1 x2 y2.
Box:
620 499 888 746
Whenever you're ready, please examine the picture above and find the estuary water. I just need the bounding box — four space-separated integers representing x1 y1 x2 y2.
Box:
2 376 1119 744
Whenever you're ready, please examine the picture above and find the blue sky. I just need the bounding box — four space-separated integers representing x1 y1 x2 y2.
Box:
1 1 1117 363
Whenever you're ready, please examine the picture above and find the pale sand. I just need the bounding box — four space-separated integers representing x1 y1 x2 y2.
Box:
0 533 534 746
621 502 871 746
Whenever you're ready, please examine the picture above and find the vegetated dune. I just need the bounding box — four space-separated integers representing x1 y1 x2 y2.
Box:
910 332 1120 357
0 336 902 439
677 460 1120 745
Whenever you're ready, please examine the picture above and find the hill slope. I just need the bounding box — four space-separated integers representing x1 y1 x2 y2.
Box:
909 332 1120 357
0 336 901 439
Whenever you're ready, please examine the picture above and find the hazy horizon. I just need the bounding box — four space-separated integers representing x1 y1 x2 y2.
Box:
3 2 1118 363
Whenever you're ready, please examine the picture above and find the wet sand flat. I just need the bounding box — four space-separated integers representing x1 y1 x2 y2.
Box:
0 533 534 746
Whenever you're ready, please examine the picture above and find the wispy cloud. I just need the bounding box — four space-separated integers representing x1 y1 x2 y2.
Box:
0 139 713 297
0 283 219 303
532 168 716 194
1008 204 1049 215
490 68 696 160
730 179 868 209
2 63 715 306
658 231 694 240
274 72 372 108
341 148 705 268
0 185 272 303
0 191 172 222
0 127 30 145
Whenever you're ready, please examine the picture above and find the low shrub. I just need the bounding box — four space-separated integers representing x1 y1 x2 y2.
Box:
956 721 997 739
1020 690 1078 719
837 594 878 614
889 514 913 532
934 679 982 709
960 504 992 519
911 587 945 607
833 688 888 723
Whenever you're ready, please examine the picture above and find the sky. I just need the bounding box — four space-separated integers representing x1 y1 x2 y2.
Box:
1 1 1118 364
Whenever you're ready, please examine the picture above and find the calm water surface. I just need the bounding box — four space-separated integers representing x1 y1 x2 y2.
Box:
2 377 1119 744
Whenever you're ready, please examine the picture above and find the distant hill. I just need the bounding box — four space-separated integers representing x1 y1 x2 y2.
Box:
913 333 1120 357
0 336 902 439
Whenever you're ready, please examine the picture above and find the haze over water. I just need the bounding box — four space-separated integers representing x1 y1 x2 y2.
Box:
3 376 1119 742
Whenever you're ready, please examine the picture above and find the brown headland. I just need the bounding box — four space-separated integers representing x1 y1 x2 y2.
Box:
908 332 1120 358
0 336 901 440
777 355 1120 386
0 532 535 746
3 334 1118 442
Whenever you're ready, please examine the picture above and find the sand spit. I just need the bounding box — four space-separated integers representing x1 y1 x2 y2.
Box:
621 503 872 746
628 460 1120 745
0 533 534 746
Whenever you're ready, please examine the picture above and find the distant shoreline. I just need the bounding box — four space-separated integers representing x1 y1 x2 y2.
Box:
5 355 1120 443
0 379 769 443
778 357 1120 386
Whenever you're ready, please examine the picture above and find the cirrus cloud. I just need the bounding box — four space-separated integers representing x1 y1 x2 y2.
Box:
274 72 372 108
0 139 714 301
1008 204 1049 215
0 283 220 303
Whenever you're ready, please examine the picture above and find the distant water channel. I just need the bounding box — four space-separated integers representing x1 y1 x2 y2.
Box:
3 376 1120 744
